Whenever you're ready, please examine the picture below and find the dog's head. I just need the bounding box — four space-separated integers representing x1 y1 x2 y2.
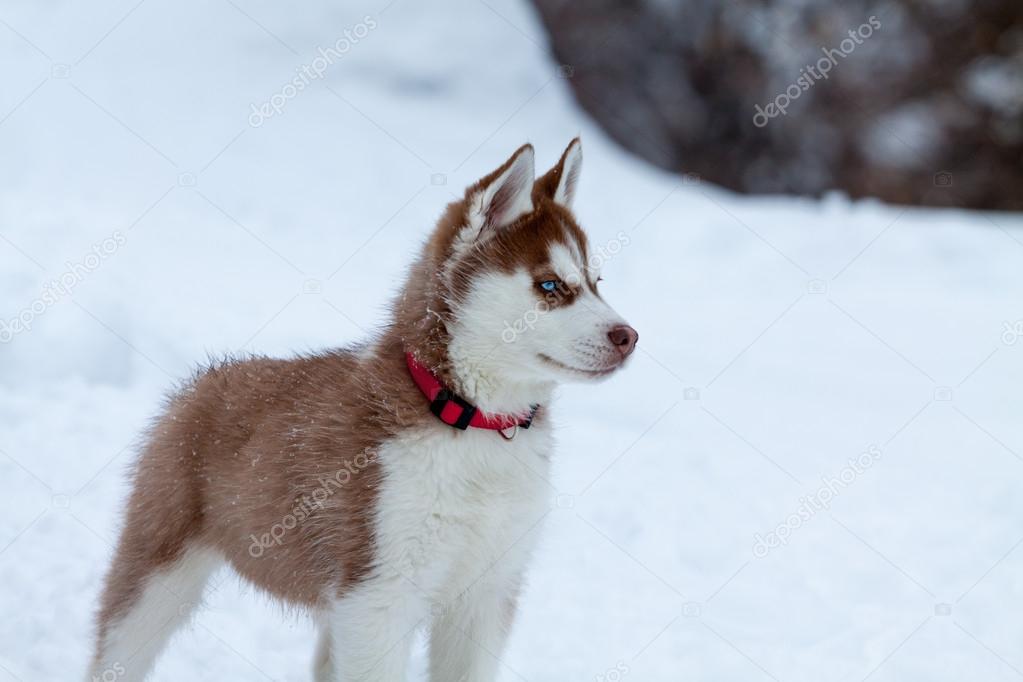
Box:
416 140 636 400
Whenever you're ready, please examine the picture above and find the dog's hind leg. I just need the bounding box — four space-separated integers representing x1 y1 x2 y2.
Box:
88 440 220 682
88 541 221 682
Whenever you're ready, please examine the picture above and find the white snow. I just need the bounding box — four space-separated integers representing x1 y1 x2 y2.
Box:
2 1 1023 680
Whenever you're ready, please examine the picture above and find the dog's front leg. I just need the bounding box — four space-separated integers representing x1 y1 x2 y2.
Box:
329 580 425 682
428 581 519 682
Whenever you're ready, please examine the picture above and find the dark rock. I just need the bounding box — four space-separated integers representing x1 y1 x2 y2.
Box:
531 0 1023 210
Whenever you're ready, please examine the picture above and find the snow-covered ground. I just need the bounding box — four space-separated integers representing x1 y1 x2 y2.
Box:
2 1 1023 680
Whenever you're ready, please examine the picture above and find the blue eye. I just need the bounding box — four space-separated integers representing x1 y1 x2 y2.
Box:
539 280 559 292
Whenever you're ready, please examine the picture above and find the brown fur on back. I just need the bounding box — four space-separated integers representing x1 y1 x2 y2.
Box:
96 338 432 639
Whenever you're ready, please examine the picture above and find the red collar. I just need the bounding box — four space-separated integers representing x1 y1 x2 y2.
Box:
405 352 537 432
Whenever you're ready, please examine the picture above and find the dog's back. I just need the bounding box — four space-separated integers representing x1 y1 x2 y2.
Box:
93 350 383 672
99 346 416 599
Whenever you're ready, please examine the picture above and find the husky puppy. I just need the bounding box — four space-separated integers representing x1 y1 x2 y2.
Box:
88 139 637 681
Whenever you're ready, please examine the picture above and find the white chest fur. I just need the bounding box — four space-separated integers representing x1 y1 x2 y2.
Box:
324 421 554 681
373 421 553 603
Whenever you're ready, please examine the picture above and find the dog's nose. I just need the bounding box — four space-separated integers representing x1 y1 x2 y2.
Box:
607 325 638 357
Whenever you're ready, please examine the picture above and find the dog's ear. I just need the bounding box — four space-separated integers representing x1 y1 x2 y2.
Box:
466 143 535 237
534 137 582 209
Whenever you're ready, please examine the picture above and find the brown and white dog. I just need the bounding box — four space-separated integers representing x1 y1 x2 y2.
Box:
88 139 637 682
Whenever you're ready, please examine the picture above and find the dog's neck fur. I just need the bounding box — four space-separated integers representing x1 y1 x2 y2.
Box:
385 297 552 417
385 201 554 416
447 353 554 415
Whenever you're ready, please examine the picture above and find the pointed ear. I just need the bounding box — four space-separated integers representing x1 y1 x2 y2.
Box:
466 144 535 236
534 138 582 209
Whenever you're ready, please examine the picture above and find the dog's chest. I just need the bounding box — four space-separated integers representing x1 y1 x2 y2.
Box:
372 424 553 597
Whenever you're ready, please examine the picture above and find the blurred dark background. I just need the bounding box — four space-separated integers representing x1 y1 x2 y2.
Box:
531 0 1023 210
